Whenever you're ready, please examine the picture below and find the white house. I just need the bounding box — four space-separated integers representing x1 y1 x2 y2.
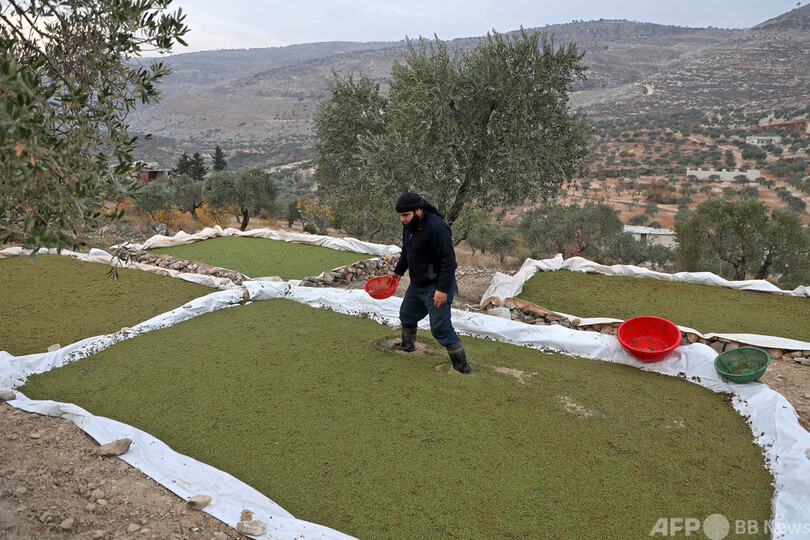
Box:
623 225 676 248
745 135 781 146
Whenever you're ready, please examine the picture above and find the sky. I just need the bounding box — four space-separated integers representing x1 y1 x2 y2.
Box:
162 0 803 55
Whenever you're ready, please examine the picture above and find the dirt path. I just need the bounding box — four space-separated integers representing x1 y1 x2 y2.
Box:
2 267 808 539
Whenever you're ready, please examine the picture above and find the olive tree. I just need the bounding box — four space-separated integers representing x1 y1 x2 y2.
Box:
315 28 591 232
675 198 810 282
518 202 622 259
203 168 277 231
0 0 188 251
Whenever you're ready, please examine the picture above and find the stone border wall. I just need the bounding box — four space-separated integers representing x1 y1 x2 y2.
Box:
483 297 810 367
110 248 249 285
112 248 400 289
299 254 401 287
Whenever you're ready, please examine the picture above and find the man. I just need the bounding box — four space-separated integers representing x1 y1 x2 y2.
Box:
391 192 472 374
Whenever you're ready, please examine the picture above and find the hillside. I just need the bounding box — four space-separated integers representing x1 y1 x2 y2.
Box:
582 5 810 116
129 19 736 164
130 8 810 168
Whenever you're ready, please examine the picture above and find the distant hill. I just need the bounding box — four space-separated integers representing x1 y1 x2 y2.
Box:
129 9 810 167
579 5 810 116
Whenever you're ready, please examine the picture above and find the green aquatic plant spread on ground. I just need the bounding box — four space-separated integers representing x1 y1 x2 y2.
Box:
519 270 810 342
0 255 211 356
21 298 773 539
149 236 373 280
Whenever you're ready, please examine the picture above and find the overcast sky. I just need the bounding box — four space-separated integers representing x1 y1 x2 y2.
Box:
162 0 803 55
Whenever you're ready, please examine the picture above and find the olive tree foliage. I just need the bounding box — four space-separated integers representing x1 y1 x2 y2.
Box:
518 202 622 259
171 173 203 220
314 29 591 236
0 0 188 251
203 168 277 231
312 73 395 241
675 198 810 284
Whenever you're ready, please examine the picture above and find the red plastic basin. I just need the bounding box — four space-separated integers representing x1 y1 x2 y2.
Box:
617 316 681 363
364 275 399 300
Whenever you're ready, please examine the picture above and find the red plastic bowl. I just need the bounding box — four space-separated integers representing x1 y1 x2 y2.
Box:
617 316 681 363
364 275 399 300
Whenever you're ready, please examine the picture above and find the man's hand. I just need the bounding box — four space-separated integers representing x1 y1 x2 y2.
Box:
434 290 447 308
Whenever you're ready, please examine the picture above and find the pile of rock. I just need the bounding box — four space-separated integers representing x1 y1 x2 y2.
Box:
109 248 248 285
485 297 810 365
299 253 401 287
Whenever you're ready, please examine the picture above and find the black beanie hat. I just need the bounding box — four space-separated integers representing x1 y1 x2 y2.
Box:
395 192 423 213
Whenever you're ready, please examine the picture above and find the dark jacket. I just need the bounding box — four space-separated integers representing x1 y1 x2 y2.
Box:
393 210 457 293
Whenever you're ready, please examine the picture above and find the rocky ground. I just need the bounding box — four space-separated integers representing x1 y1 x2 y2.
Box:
2 265 809 539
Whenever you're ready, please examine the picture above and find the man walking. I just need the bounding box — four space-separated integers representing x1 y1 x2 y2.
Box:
391 192 471 374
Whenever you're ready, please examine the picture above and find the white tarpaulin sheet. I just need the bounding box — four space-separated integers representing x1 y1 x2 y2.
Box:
122 225 401 257
481 254 810 351
2 255 810 537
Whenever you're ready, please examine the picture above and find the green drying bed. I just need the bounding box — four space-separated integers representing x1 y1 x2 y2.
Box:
0 254 211 356
149 236 373 280
21 298 773 539
519 270 810 342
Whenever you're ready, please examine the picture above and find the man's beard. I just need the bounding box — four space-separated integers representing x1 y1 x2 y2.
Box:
405 213 421 232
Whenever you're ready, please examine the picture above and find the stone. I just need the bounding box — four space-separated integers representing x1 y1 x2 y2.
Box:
86 503 96 512
525 315 536 324
60 517 75 530
600 325 613 335
212 533 230 540
127 523 141 533
783 353 796 362
90 530 105 539
47 343 61 352
766 348 783 360
240 509 253 521
90 488 105 501
709 341 725 354
98 438 132 457
13 487 27 497
487 307 511 319
802 359 810 367
791 351 804 358
723 341 740 352
0 390 16 401
188 495 212 510
237 520 268 537
686 333 699 343
571 318 581 326
545 313 564 323
30 432 41 439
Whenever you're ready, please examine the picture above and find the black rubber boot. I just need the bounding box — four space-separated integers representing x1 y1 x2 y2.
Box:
446 341 472 374
395 325 417 352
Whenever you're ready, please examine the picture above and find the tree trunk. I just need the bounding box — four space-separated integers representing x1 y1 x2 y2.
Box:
240 208 249 231
367 225 382 243
733 262 746 281
190 205 199 221
755 252 772 280
453 232 468 247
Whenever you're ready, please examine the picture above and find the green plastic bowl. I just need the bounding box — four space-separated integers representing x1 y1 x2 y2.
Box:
714 347 770 383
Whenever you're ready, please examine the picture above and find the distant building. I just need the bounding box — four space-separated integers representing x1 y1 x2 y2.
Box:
745 135 782 146
686 168 760 183
623 225 676 248
136 162 171 184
